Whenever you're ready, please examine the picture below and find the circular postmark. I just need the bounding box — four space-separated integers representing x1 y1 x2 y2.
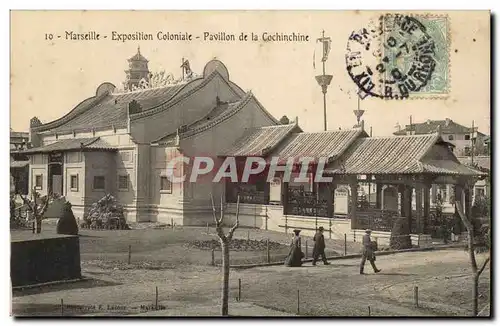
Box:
345 14 437 100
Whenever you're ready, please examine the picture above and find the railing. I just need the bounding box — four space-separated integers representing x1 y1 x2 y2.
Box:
286 188 329 218
355 209 399 232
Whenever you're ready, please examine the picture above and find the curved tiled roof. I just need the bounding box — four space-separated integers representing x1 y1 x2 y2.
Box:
221 123 300 157
32 62 266 136
129 70 242 121
153 92 273 145
324 133 485 176
34 73 221 134
23 137 116 154
328 134 439 174
267 128 365 164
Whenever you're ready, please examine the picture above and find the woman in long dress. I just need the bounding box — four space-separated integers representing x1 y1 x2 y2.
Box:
284 229 304 267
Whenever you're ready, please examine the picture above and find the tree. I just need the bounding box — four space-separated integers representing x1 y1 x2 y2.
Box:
456 200 490 316
19 188 55 233
211 193 240 316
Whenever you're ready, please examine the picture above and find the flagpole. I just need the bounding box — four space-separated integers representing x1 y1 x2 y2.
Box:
315 30 332 132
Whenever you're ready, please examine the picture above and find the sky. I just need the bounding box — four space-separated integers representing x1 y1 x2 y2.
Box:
10 10 491 136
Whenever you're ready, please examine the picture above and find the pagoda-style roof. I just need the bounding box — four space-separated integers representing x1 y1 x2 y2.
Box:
220 122 300 157
23 137 116 154
32 62 247 136
325 133 485 176
128 47 148 62
269 128 366 164
153 92 279 146
222 126 366 164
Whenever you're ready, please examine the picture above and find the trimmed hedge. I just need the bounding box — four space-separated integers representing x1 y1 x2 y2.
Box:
11 235 81 287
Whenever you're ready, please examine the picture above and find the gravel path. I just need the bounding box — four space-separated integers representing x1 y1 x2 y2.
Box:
11 249 490 316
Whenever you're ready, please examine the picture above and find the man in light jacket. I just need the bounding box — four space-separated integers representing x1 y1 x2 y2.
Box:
360 229 381 274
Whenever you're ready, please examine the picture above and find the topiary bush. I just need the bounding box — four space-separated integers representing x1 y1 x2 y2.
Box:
82 194 129 230
56 201 79 235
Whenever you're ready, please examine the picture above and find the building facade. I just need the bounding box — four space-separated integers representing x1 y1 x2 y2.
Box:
24 51 278 223
22 50 485 245
394 118 488 156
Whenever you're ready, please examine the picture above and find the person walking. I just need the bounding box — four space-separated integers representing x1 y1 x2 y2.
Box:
284 229 304 267
360 229 381 274
312 226 330 266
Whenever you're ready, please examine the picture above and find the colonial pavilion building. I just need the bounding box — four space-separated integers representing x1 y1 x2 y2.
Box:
23 49 486 245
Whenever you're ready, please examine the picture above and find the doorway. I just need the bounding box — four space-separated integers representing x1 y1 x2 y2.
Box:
48 152 64 196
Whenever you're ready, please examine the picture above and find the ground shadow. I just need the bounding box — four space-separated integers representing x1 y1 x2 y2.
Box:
373 272 417 276
12 277 121 297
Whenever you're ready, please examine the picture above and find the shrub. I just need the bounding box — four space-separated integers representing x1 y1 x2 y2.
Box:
83 194 129 230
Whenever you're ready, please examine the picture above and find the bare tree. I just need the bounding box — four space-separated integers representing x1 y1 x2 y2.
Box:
456 201 490 316
19 188 54 233
211 193 240 316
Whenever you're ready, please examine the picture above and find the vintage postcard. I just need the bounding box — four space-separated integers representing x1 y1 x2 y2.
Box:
9 10 491 317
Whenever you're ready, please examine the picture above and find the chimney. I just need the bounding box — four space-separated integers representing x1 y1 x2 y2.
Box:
436 124 442 137
445 118 451 127
427 119 431 125
360 119 365 131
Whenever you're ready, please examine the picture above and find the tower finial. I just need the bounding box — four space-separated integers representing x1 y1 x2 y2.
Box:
137 45 141 54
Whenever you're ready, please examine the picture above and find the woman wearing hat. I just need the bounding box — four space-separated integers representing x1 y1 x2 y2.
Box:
284 229 304 267
360 229 381 274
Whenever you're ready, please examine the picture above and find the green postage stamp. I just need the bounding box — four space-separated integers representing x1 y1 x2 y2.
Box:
381 14 450 99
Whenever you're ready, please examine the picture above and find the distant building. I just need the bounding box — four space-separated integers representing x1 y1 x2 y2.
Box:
394 118 490 209
10 130 30 194
123 46 150 91
394 118 488 156
457 155 490 201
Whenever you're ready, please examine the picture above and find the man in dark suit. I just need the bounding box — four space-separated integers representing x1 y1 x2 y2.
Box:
312 226 330 266
360 229 381 274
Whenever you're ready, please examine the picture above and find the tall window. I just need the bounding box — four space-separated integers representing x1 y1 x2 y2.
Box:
70 175 79 191
93 176 105 191
118 175 129 191
35 175 43 190
160 176 172 193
